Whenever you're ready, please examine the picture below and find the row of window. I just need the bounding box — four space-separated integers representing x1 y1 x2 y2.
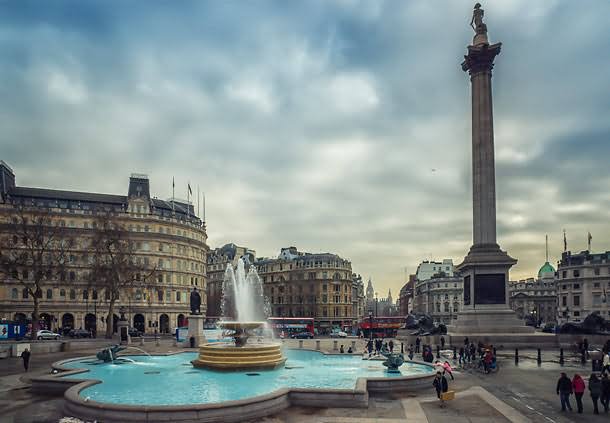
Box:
10 287 192 303
271 294 352 304
560 267 610 278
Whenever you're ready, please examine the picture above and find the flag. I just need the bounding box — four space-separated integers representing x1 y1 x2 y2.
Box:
587 232 592 251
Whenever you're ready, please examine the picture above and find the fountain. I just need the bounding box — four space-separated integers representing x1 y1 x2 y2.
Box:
192 259 286 370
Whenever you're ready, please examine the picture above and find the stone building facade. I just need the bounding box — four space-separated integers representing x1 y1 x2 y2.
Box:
398 274 417 316
509 262 557 325
413 274 463 324
556 250 610 324
255 247 359 333
205 243 255 318
0 161 208 334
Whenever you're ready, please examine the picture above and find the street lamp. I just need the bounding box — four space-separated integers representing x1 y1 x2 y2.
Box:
368 311 373 342
375 292 378 317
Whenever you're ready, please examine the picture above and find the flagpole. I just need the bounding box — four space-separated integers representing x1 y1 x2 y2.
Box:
172 177 175 214
187 182 190 219
197 185 200 219
545 234 548 262
203 192 206 223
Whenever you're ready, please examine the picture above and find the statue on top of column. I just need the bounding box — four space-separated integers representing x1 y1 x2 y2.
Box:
470 3 485 32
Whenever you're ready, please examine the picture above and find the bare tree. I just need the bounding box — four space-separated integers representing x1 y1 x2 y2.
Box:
0 207 68 334
88 214 156 339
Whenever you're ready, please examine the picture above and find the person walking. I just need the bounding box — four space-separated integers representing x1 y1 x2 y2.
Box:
389 340 394 353
603 352 610 375
572 373 585 413
483 349 493 373
433 371 449 405
415 337 421 353
600 373 610 413
556 372 573 412
463 337 469 348
440 336 445 350
366 339 373 357
459 347 465 366
20 348 31 372
589 373 601 415
408 345 414 361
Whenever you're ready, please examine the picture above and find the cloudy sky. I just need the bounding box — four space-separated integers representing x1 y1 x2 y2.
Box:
2 0 609 298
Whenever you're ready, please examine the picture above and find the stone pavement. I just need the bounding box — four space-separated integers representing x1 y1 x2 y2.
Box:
0 338 608 422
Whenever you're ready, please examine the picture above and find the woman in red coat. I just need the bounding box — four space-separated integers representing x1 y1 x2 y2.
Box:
572 373 586 413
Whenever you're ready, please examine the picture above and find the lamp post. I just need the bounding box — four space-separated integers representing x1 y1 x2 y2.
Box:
368 311 373 342
375 292 378 317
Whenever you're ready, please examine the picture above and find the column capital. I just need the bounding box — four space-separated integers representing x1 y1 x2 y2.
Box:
461 42 502 76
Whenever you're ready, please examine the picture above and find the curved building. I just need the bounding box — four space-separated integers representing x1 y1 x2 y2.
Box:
0 161 208 335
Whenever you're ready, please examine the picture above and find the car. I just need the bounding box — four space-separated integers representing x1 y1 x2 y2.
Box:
541 323 556 333
68 328 92 338
291 332 314 339
128 328 143 337
36 330 60 340
330 331 347 338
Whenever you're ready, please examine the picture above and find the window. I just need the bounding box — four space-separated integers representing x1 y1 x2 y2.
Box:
70 289 76 300
92 290 98 300
453 303 459 313
11 288 18 299
573 270 580 278
83 290 89 300
593 295 602 306
322 295 327 303
573 311 580 317
594 268 600 276
69 271 76 282
573 295 580 306
176 291 181 302
323 284 327 292
562 271 567 278
46 289 52 299
574 283 580 289
158 290 164 302
594 282 600 288
562 296 567 306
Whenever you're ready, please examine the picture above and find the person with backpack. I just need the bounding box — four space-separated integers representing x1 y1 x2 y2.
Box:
589 373 602 415
600 373 610 413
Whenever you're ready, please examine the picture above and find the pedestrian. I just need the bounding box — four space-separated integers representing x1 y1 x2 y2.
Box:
459 347 465 366
464 336 469 347
572 373 585 413
340 344 344 354
440 336 445 349
600 373 610 413
415 337 421 353
603 352 610 375
389 340 394 353
433 371 449 404
347 346 353 354
589 373 601 414
556 372 573 412
20 348 31 372
408 345 414 361
367 339 373 357
483 349 493 373
443 361 455 380
469 343 476 363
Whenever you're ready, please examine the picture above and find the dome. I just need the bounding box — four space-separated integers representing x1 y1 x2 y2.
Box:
537 261 555 278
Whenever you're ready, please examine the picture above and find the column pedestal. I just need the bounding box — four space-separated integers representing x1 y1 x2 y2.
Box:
185 314 207 348
117 320 131 345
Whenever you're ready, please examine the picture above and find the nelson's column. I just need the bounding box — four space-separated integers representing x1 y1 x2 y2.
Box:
448 4 535 337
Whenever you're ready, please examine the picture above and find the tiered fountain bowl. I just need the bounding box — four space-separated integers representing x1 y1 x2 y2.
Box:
191 321 286 371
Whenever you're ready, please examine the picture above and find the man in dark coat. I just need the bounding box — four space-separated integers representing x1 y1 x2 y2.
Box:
21 348 31 372
556 372 573 412
433 371 449 399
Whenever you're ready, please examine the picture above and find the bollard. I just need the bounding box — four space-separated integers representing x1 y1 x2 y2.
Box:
453 346 457 360
316 340 321 350
559 348 564 365
299 340 303 349
537 348 542 364
515 348 519 364
333 340 338 351
140 336 145 346
156 336 160 347
351 340 356 352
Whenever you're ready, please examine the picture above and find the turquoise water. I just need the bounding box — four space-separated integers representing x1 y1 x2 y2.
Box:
61 350 433 405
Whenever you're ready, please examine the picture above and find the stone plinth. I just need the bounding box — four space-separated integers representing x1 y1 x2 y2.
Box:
185 314 206 348
116 320 130 345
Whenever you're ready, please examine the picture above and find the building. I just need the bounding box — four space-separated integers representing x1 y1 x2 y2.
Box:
509 261 557 325
413 274 463 324
255 247 357 334
205 243 256 319
556 250 610 324
398 274 417 315
364 277 398 317
415 259 454 282
351 274 366 325
0 161 208 334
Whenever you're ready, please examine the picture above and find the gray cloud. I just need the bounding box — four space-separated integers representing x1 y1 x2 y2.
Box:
1 0 609 296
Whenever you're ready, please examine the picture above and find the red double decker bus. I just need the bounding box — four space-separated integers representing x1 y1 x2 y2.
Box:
359 316 405 338
267 317 315 337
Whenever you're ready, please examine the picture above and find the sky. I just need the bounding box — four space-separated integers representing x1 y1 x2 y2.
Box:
1 0 610 298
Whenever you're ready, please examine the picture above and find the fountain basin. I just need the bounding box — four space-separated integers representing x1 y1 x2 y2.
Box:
192 342 286 370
